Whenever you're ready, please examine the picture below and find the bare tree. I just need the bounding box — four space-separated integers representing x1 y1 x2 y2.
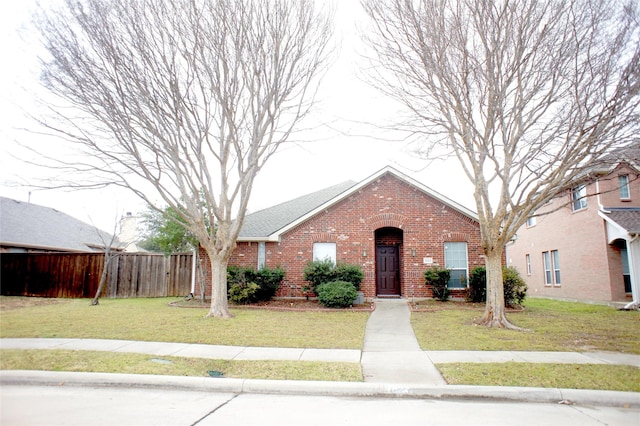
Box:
362 0 640 328
33 0 334 318
90 217 124 306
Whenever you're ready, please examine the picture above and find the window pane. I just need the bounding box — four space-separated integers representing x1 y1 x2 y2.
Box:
572 185 587 211
448 269 467 288
543 251 552 285
445 242 468 288
526 254 532 275
313 242 336 264
552 250 561 284
257 242 266 269
619 175 630 199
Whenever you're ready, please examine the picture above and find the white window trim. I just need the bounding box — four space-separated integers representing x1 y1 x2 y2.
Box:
619 175 631 200
571 185 588 212
313 242 336 265
444 242 468 289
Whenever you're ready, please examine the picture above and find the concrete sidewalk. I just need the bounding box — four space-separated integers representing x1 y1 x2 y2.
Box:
362 298 447 385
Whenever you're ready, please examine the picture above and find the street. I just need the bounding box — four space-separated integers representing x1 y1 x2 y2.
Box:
2 384 638 426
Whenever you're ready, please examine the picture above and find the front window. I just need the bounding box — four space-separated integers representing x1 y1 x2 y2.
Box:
444 242 468 289
619 175 630 199
313 242 336 265
571 184 587 211
526 254 532 276
257 242 266 269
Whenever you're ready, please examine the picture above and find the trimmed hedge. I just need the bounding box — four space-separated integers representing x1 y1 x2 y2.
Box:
317 281 358 308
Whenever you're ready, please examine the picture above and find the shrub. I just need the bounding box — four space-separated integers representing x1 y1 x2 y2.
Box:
303 259 336 294
228 281 259 305
253 267 286 301
333 263 364 291
466 266 528 307
303 260 364 294
227 266 285 303
316 281 358 308
424 266 451 302
467 266 487 303
503 266 528 307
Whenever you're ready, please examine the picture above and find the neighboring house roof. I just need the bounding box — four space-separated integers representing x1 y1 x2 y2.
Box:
0 196 119 252
601 208 640 235
238 166 478 242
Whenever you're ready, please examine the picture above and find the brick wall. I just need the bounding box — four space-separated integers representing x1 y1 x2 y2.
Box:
199 173 484 300
508 163 639 303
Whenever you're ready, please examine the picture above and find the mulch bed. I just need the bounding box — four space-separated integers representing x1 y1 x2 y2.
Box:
169 298 375 312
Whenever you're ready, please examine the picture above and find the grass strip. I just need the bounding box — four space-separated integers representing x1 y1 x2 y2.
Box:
0 349 363 382
437 362 640 392
0 297 368 349
411 298 640 353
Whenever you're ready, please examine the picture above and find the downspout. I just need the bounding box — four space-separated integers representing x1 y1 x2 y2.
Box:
190 247 197 297
624 233 640 310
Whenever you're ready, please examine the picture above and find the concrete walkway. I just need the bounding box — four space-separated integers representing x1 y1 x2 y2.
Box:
362 298 447 385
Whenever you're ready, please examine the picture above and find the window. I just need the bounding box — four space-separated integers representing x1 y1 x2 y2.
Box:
543 251 552 285
444 242 468 289
257 242 266 269
526 254 532 276
526 216 536 227
542 250 561 285
313 242 336 265
552 250 561 285
619 175 630 200
571 184 587 211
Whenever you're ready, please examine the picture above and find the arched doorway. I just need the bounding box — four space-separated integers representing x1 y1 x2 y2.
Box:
375 227 403 296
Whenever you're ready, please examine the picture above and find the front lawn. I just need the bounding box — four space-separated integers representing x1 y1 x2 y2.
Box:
0 297 369 349
411 298 640 353
438 362 640 392
0 349 362 381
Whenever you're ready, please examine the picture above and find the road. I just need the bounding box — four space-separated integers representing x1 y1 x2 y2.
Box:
2 384 638 426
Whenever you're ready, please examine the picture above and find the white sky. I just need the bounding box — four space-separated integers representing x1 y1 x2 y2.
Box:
0 0 474 232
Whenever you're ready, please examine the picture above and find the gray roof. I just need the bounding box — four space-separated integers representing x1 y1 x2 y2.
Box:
238 166 478 241
239 181 357 239
603 208 640 234
0 197 119 252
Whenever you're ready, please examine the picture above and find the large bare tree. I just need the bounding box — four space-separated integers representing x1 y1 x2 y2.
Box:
362 0 640 328
34 0 334 318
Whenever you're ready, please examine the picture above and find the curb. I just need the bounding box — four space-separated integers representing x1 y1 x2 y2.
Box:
2 370 638 408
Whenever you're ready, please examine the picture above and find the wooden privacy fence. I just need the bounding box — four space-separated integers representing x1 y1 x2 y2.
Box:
1 252 193 299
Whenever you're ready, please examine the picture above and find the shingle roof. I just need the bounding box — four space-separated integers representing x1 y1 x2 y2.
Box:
239 181 357 239
238 166 478 241
0 197 119 252
602 208 640 234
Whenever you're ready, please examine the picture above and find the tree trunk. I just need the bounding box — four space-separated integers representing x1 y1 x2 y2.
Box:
477 248 523 330
206 252 233 319
90 255 111 306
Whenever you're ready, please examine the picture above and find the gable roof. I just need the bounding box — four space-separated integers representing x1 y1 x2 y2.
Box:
601 208 640 235
239 180 357 240
0 197 119 252
238 166 477 242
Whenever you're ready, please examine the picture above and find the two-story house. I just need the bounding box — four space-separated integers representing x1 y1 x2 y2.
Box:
508 148 640 308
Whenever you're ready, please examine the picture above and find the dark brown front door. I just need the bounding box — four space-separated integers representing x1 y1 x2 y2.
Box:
376 245 400 296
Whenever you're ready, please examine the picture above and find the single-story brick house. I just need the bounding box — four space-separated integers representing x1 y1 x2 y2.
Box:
199 166 485 300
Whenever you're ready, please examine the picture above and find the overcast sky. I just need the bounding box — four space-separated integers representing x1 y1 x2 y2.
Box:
0 0 474 232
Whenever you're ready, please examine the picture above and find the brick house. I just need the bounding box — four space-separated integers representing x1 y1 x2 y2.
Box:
199 166 484 300
507 149 640 308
